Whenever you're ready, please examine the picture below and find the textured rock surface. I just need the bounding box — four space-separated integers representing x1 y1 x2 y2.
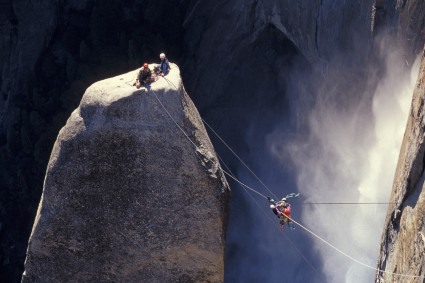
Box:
372 0 425 65
0 2 189 280
185 0 374 65
21 65 229 282
182 0 376 108
375 51 425 282
2 0 425 281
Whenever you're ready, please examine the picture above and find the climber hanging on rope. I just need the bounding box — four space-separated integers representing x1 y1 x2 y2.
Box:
267 193 300 230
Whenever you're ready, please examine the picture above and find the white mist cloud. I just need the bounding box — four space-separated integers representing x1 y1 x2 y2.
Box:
269 52 420 282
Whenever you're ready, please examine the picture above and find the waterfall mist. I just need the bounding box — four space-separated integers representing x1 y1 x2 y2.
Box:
265 47 420 281
224 32 420 281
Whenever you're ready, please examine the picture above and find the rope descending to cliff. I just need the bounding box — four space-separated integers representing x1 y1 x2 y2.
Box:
217 154 325 280
149 81 425 281
221 162 425 279
286 215 425 280
292 202 397 205
150 87 265 198
150 82 326 278
161 75 279 200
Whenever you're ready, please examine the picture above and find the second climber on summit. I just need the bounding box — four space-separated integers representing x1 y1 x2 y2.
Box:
158 53 170 76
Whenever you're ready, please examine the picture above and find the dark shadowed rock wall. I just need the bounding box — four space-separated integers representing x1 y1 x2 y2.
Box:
0 2 59 278
0 1 189 281
21 65 229 282
179 0 379 181
179 1 387 282
1 0 425 281
372 0 425 65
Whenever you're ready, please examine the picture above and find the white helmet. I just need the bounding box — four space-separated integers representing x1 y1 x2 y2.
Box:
160 53 166 59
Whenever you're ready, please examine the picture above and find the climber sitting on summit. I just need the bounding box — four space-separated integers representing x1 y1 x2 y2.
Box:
135 63 154 89
159 53 170 76
154 53 171 77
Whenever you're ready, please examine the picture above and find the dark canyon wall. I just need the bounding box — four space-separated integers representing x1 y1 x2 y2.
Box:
0 1 189 281
1 0 425 282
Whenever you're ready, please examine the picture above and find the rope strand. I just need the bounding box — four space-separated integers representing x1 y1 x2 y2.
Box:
286 215 424 279
162 76 278 200
146 78 424 281
217 155 325 280
293 202 397 205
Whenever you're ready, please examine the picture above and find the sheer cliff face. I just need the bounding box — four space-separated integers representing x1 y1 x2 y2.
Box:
375 52 425 283
373 0 425 65
182 0 375 110
1 1 189 280
2 0 425 281
21 66 230 282
374 2 425 282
